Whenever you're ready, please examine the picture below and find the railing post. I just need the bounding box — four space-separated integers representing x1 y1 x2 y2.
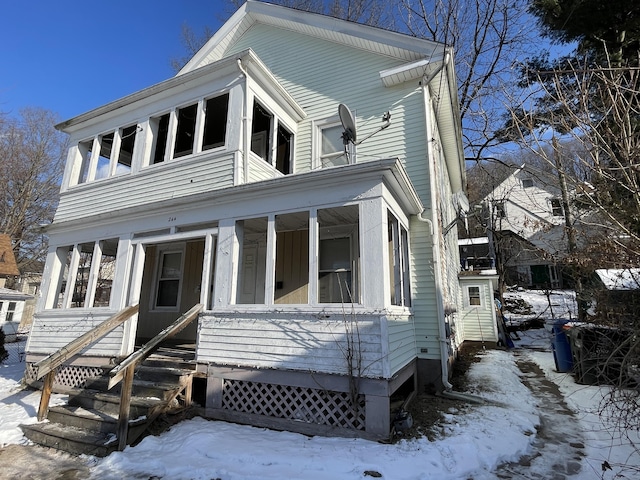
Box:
117 363 135 451
37 369 56 421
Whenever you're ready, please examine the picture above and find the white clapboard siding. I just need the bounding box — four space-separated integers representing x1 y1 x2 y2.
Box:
225 24 422 173
55 152 236 223
387 315 416 374
247 155 284 183
197 311 388 378
27 311 123 357
459 283 498 343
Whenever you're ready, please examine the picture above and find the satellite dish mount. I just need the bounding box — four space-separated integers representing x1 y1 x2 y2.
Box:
338 104 391 163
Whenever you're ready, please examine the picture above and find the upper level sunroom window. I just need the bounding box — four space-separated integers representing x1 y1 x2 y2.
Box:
76 125 137 184
250 100 293 175
151 92 230 165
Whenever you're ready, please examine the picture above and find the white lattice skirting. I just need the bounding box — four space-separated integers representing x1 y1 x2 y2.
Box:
24 363 106 388
222 379 366 430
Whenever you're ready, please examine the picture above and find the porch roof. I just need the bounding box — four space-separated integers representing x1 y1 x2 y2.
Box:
45 158 423 234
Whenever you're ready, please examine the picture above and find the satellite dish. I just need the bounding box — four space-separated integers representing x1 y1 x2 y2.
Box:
339 104 357 144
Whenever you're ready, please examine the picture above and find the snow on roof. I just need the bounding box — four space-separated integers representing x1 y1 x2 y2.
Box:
0 287 32 301
458 237 489 246
595 268 640 290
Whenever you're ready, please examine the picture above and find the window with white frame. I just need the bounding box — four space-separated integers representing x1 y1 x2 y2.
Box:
388 210 411 307
6 302 16 322
250 100 294 175
318 205 360 303
316 120 347 168
75 125 137 185
550 198 563 217
466 285 483 307
154 249 184 309
51 239 120 309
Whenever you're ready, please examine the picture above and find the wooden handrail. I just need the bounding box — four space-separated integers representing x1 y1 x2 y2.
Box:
35 304 139 421
108 303 203 389
108 303 203 451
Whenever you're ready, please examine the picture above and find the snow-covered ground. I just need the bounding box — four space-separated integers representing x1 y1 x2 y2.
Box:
1 290 638 479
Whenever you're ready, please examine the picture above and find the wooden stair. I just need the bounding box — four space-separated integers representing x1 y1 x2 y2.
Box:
21 346 197 457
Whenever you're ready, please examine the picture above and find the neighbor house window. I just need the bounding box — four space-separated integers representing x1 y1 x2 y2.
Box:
317 121 347 168
551 198 563 217
155 250 183 308
494 201 506 218
466 286 482 307
522 178 534 188
6 302 16 322
388 211 411 307
318 205 360 303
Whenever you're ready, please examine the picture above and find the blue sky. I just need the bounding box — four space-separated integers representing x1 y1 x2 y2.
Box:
1 1 232 122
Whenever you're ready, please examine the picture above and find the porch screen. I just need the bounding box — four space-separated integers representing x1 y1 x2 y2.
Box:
318 205 360 303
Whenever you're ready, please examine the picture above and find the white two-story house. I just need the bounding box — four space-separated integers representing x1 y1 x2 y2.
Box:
25 1 467 441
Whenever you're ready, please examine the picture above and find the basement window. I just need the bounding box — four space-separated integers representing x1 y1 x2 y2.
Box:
202 93 229 151
174 103 198 158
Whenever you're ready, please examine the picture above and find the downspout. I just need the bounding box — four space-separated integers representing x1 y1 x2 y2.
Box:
418 51 454 391
237 59 250 184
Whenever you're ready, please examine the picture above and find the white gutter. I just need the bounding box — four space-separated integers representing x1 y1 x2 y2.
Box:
418 51 454 391
237 59 250 184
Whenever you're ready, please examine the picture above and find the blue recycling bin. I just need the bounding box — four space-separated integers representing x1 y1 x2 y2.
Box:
551 320 573 372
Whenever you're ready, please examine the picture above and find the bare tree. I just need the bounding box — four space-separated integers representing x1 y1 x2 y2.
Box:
399 0 537 163
0 108 67 272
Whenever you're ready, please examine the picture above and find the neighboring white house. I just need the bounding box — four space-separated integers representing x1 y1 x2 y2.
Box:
25 1 469 440
482 164 569 288
0 287 33 340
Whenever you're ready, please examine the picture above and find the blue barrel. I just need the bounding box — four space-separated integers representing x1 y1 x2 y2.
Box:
551 320 573 372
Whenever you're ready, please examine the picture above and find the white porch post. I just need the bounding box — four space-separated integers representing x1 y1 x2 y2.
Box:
360 198 388 309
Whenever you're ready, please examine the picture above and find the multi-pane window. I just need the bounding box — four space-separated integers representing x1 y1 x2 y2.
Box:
249 99 294 175
155 250 183 308
551 198 563 217
318 123 347 167
6 302 16 322
388 211 411 307
51 239 120 309
467 286 482 307
75 126 137 185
